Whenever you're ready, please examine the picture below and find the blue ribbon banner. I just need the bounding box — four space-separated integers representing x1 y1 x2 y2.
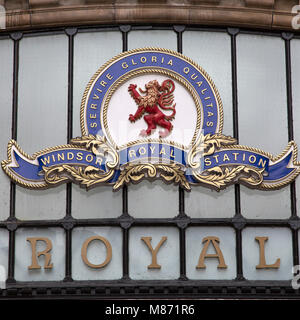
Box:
187 148 295 184
4 140 298 188
9 147 106 182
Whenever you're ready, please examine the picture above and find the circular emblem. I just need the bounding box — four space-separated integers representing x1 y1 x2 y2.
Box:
81 48 223 150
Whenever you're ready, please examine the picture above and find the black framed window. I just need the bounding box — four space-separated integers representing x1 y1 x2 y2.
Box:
0 25 298 299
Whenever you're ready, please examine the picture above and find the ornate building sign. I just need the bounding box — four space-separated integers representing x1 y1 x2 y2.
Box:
2 48 300 191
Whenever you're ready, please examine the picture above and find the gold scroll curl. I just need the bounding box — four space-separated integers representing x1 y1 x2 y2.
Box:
192 165 265 190
113 162 190 191
43 135 119 189
187 134 266 190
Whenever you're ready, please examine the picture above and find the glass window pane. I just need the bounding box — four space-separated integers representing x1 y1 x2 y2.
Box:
16 186 66 221
0 229 9 288
72 31 122 218
15 228 65 281
237 34 290 219
128 180 178 218
128 30 177 51
15 34 68 220
17 34 68 154
240 185 291 219
72 185 122 219
0 38 13 221
186 227 236 280
186 186 235 218
291 39 300 217
72 227 123 280
129 227 179 279
183 31 233 135
183 31 235 217
237 34 287 154
73 31 122 137
242 227 293 280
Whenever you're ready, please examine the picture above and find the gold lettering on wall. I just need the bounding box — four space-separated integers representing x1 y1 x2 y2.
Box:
26 237 53 270
23 234 283 274
196 236 227 269
81 236 112 269
141 236 167 269
255 236 280 269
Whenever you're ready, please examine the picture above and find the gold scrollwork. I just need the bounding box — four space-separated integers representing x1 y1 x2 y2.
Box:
44 165 115 188
187 134 265 190
187 133 237 169
70 134 119 169
192 165 265 190
43 135 119 189
113 163 190 191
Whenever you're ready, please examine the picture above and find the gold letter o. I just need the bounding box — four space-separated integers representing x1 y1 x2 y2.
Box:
81 236 112 269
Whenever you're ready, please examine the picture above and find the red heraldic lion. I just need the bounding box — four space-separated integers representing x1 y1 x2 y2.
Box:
128 79 176 138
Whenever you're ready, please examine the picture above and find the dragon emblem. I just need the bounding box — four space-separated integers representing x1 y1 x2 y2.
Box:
128 79 176 138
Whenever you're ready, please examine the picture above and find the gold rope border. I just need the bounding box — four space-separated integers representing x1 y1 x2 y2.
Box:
211 142 300 190
1 140 92 189
80 47 224 137
101 68 202 150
